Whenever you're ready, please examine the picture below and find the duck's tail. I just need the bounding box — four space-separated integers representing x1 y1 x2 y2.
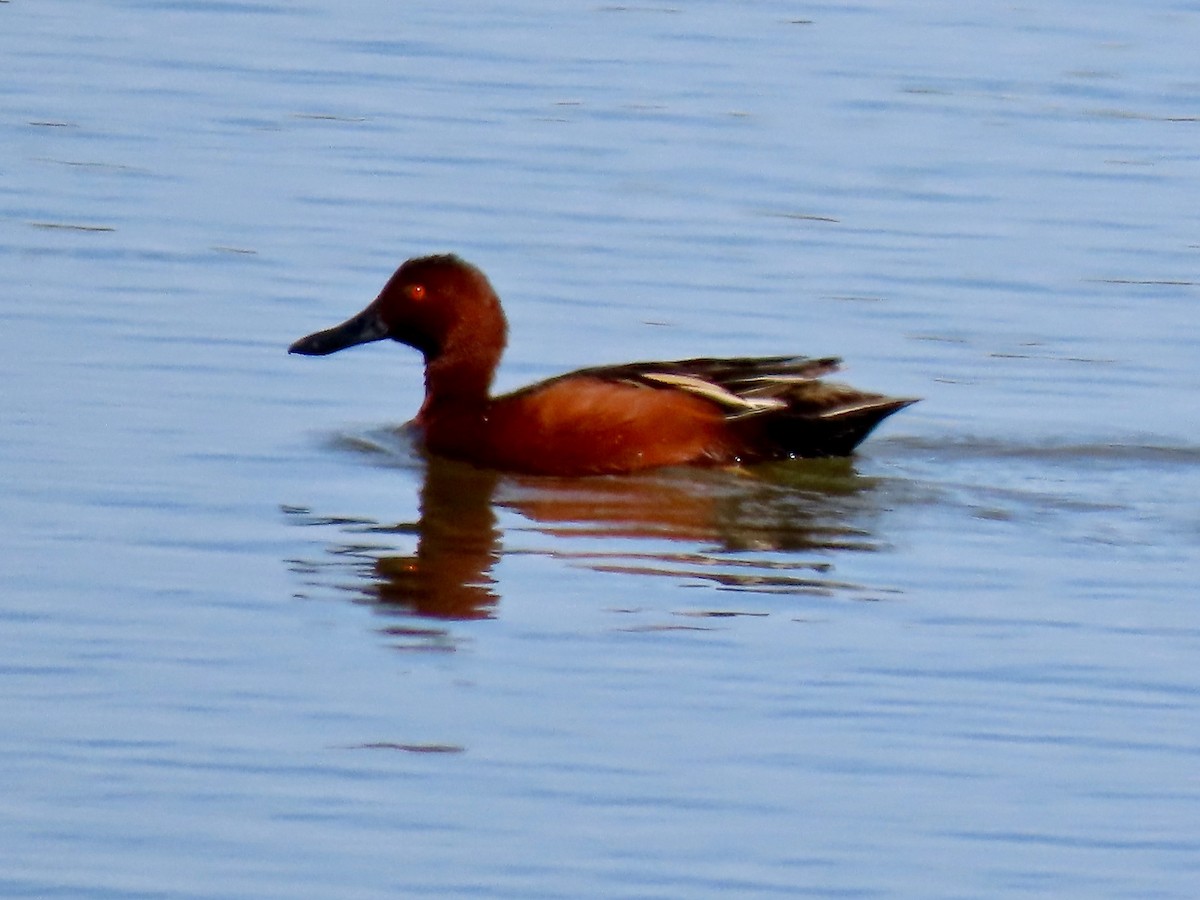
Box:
753 393 919 458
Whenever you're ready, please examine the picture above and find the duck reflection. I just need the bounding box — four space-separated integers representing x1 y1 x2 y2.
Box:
370 460 503 620
285 436 901 625
285 458 502 621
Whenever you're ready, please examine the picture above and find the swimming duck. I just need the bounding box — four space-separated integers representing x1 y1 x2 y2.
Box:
289 254 916 476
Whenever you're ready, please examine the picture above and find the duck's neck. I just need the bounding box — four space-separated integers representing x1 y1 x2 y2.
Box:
417 286 508 423
419 338 504 422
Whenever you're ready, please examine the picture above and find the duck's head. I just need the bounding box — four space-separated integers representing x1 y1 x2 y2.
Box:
288 254 508 364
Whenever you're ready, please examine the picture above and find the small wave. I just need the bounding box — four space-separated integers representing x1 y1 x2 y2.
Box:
882 435 1200 466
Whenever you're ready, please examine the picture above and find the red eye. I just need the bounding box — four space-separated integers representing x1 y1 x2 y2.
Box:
409 283 426 300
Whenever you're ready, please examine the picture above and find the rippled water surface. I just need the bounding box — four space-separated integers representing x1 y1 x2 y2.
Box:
3 1 1199 897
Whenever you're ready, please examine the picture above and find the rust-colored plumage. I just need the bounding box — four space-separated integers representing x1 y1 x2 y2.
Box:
289 254 917 476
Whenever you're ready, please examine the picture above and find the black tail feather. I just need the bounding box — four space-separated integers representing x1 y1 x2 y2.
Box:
754 397 918 459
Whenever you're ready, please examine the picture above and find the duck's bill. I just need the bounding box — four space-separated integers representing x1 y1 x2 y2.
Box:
288 306 388 356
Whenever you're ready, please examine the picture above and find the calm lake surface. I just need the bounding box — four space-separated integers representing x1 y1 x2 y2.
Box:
3 1 1199 897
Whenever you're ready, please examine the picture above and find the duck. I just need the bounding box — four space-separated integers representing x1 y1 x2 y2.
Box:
289 254 917 476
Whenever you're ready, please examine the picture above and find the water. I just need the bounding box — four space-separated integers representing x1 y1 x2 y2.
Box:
3 1 1199 897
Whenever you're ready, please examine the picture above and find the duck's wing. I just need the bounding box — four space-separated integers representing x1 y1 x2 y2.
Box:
570 356 845 419
590 355 919 458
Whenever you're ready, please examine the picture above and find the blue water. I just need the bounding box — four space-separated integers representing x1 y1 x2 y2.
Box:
3 1 1199 897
